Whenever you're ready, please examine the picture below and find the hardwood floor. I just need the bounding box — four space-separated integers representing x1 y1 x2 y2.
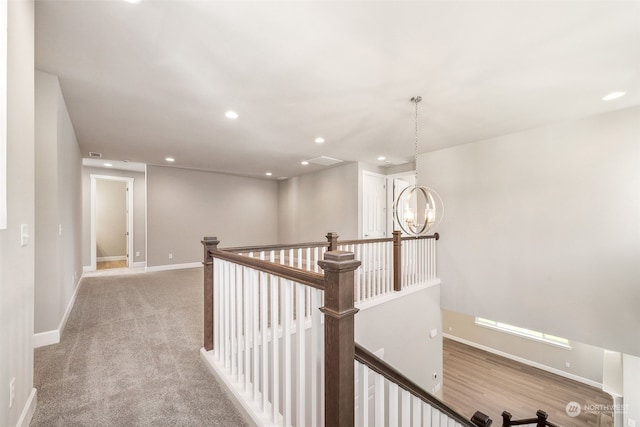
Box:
442 338 614 427
96 260 127 270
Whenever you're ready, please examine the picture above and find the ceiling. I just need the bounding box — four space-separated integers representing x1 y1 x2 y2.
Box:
35 1 640 179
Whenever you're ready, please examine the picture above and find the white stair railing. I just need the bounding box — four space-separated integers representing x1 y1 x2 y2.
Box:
209 255 325 427
354 344 479 427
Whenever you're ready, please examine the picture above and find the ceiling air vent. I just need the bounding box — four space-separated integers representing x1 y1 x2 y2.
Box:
88 151 102 158
307 156 343 166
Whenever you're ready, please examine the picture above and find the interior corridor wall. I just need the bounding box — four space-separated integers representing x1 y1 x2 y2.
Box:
418 106 640 357
0 1 36 425
278 162 359 243
34 71 83 336
81 167 146 267
146 165 278 268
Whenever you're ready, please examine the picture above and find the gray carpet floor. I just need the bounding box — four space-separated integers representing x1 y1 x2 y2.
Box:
31 268 247 426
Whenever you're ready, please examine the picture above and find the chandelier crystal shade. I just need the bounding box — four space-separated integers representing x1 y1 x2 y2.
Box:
392 96 444 236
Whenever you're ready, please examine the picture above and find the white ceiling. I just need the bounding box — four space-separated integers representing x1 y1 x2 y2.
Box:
35 1 640 179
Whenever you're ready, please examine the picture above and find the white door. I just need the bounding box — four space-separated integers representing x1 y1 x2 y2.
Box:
392 178 410 233
362 172 386 238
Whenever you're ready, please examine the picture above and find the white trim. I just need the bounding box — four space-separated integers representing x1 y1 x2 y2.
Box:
200 348 261 427
132 261 146 268
96 255 127 262
356 279 440 312
145 262 201 272
59 274 82 334
34 274 82 348
0 0 7 230
443 333 603 390
83 265 95 272
33 330 59 348
90 174 134 271
16 388 37 427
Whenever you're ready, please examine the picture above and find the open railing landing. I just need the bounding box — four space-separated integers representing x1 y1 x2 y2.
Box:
201 232 497 427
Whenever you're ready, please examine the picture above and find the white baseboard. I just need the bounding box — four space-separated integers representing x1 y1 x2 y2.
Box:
34 275 82 348
132 261 146 268
96 255 127 262
145 262 201 272
16 388 37 427
83 265 95 272
200 348 261 427
33 330 59 348
443 334 602 389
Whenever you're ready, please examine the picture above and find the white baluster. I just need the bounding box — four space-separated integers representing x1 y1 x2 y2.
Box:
260 272 269 412
360 363 369 427
389 382 399 427
374 373 385 427
401 389 410 427
252 270 259 401
295 283 305 427
282 281 292 427
412 396 421 426
270 277 279 424
421 402 431 427
243 267 250 391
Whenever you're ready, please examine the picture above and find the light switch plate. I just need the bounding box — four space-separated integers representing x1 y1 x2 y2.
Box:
20 224 29 246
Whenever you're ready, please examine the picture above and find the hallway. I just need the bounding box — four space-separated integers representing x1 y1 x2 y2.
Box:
31 268 246 426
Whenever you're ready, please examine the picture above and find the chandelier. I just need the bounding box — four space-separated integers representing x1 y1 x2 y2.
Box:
392 96 443 236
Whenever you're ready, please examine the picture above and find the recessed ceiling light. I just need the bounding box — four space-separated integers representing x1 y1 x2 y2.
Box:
123 0 142 4
104 163 113 167
301 161 309 165
265 172 273 176
602 91 626 101
314 137 325 144
165 157 175 163
225 111 239 119
377 156 386 161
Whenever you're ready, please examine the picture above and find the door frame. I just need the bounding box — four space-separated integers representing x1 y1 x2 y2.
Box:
385 172 416 237
90 174 134 271
361 170 387 239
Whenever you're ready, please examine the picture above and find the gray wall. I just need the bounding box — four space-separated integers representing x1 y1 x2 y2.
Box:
278 162 359 243
81 167 146 266
419 106 640 357
443 309 604 385
34 70 83 334
356 286 443 396
146 165 278 267
95 179 126 258
0 1 35 425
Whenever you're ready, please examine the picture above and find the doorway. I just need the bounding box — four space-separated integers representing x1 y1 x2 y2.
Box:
90 175 134 271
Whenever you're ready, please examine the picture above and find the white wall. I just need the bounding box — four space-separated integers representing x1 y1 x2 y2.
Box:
0 1 36 425
95 179 126 258
419 106 640 357
355 285 443 396
34 70 83 336
623 354 640 427
146 165 278 267
81 167 146 266
278 162 359 243
443 309 605 386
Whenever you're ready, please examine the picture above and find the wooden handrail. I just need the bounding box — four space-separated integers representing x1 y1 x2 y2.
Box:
210 248 325 290
222 241 329 253
221 233 440 253
501 411 561 427
354 343 480 427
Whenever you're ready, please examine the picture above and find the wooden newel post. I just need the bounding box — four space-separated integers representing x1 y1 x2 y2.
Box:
202 236 219 351
326 232 339 251
501 411 513 426
392 230 402 291
535 410 548 427
318 250 361 427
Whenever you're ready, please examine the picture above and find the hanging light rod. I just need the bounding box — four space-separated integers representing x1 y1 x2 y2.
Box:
392 95 443 236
